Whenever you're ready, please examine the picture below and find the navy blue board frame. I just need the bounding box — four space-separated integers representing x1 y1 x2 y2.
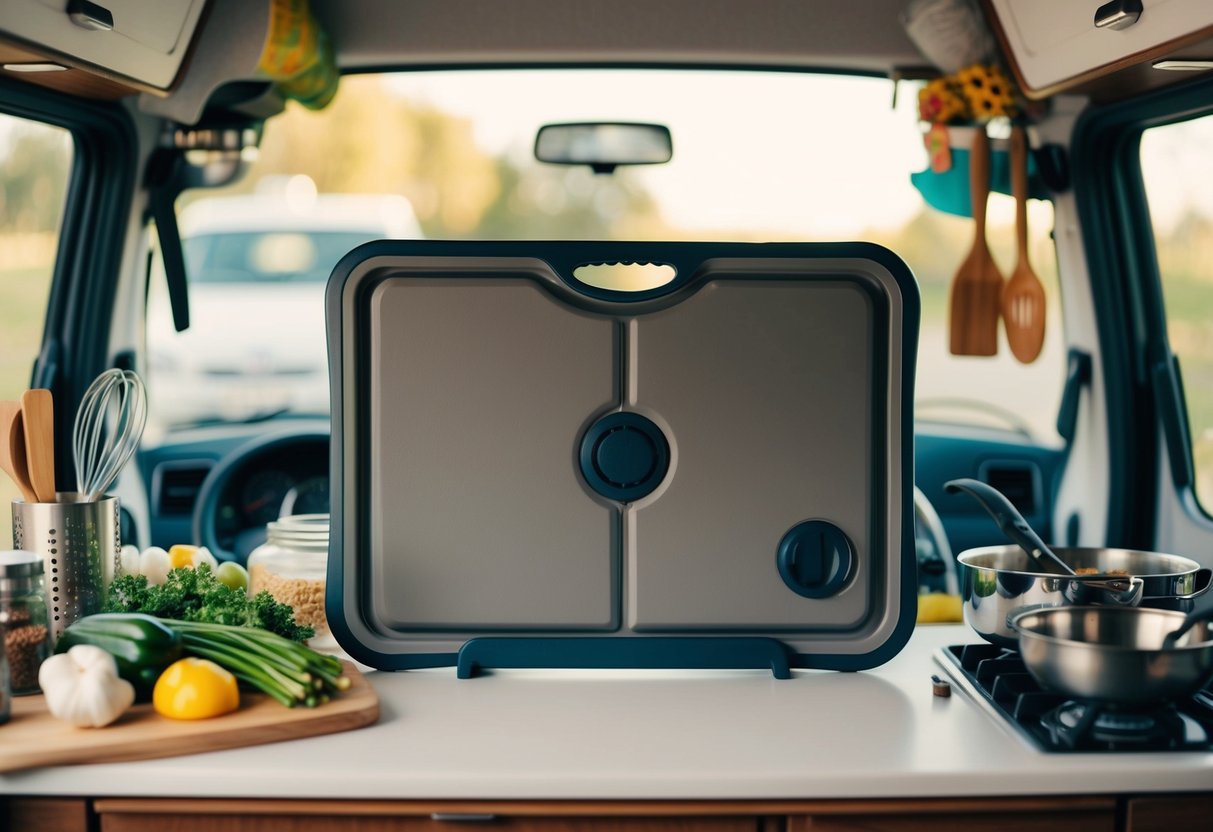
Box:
325 241 920 676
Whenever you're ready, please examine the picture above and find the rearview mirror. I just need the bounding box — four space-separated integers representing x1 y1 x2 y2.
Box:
534 122 672 174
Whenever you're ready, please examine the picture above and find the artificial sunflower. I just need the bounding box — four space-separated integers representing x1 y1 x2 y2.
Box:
956 63 1017 121
917 77 969 124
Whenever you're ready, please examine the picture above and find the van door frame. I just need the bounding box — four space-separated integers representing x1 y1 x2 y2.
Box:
1072 75 1213 550
0 77 136 490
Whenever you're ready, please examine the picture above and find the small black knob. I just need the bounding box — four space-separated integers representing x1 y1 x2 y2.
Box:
777 520 855 599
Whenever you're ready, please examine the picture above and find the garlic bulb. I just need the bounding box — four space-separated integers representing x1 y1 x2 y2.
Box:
191 547 219 571
38 645 135 728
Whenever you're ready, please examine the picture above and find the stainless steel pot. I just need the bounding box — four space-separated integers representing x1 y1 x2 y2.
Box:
1011 606 1213 706
957 545 1211 648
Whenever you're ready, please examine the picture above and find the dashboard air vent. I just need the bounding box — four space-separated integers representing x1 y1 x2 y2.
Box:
984 464 1038 514
157 464 211 515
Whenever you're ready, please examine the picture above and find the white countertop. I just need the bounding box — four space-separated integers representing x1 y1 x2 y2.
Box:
2 624 1211 800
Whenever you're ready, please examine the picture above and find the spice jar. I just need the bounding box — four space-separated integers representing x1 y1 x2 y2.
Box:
247 515 336 653
0 551 50 695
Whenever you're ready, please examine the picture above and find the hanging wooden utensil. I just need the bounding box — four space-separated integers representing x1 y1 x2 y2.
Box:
0 401 38 503
1002 125 1047 364
948 127 1003 356
21 388 56 503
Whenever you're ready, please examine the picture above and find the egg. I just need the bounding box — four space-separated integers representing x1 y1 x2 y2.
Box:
138 547 172 585
119 544 141 577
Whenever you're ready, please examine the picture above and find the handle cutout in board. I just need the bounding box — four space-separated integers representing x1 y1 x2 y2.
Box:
572 261 677 293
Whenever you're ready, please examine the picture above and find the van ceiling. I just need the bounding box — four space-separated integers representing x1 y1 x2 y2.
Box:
311 0 927 74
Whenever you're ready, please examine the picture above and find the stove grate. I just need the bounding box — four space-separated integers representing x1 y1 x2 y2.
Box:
939 644 1213 753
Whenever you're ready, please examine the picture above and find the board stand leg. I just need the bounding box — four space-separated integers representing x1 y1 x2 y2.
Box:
455 637 794 679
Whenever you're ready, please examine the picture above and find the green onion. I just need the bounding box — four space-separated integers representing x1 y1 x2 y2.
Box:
157 618 349 707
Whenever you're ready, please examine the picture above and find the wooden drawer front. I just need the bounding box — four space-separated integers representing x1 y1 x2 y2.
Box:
1126 795 1213 831
787 797 1116 832
100 811 759 832
3 797 90 832
790 812 1113 832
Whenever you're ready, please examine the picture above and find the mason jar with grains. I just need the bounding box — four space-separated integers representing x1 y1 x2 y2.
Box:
247 514 339 654
0 550 50 695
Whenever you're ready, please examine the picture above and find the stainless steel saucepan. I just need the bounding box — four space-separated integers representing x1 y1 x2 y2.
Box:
1011 605 1213 706
944 477 1211 647
958 545 1211 648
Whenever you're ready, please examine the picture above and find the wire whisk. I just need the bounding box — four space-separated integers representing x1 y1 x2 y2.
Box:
73 369 148 501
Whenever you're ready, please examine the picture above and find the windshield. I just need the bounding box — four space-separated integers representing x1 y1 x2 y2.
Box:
148 69 1064 439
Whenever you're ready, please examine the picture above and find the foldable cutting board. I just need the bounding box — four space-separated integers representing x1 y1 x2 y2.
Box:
326 242 919 675
0 663 378 773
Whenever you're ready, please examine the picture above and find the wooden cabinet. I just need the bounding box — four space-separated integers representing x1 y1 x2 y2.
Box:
9 794 1209 832
89 797 1121 832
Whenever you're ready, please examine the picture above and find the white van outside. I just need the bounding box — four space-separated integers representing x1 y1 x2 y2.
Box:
146 181 420 428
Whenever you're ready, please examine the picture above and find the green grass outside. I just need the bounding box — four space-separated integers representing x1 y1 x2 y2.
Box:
1160 275 1213 512
0 264 53 545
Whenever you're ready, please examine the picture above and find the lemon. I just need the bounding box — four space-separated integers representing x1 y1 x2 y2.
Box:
917 592 963 624
153 657 240 720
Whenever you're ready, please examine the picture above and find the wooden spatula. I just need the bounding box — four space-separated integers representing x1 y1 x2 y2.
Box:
0 401 37 503
21 389 55 503
1002 125 1047 364
948 127 1004 356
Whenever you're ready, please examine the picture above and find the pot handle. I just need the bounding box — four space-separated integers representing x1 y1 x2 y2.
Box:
1174 567 1212 601
1063 575 1144 607
1163 572 1213 648
944 478 1075 576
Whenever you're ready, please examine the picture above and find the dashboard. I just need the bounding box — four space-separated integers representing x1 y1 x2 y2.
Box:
211 442 330 560
141 420 330 563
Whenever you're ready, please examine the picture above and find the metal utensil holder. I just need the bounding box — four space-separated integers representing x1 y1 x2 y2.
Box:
12 494 118 643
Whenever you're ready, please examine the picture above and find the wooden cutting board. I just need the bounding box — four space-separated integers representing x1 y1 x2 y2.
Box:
0 662 379 773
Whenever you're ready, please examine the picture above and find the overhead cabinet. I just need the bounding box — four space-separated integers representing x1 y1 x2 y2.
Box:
987 0 1213 97
0 0 207 90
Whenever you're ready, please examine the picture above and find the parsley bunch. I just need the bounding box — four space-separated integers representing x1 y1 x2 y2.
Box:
105 564 314 642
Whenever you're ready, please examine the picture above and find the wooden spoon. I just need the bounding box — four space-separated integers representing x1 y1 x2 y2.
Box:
21 389 56 503
0 401 38 503
948 127 1004 356
1002 125 1047 363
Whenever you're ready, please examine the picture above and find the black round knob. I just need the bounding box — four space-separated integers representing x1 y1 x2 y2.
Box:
776 520 855 599
579 412 670 503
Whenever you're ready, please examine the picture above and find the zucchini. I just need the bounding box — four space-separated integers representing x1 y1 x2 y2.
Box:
55 613 183 700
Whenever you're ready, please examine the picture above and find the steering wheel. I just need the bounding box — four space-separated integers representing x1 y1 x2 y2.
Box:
914 486 956 595
192 428 330 562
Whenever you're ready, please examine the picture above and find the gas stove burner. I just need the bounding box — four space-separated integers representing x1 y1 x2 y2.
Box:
1046 701 1176 748
1056 703 1155 734
935 644 1213 753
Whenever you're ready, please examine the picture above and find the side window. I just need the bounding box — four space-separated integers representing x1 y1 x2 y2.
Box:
1141 115 1213 512
0 113 73 540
